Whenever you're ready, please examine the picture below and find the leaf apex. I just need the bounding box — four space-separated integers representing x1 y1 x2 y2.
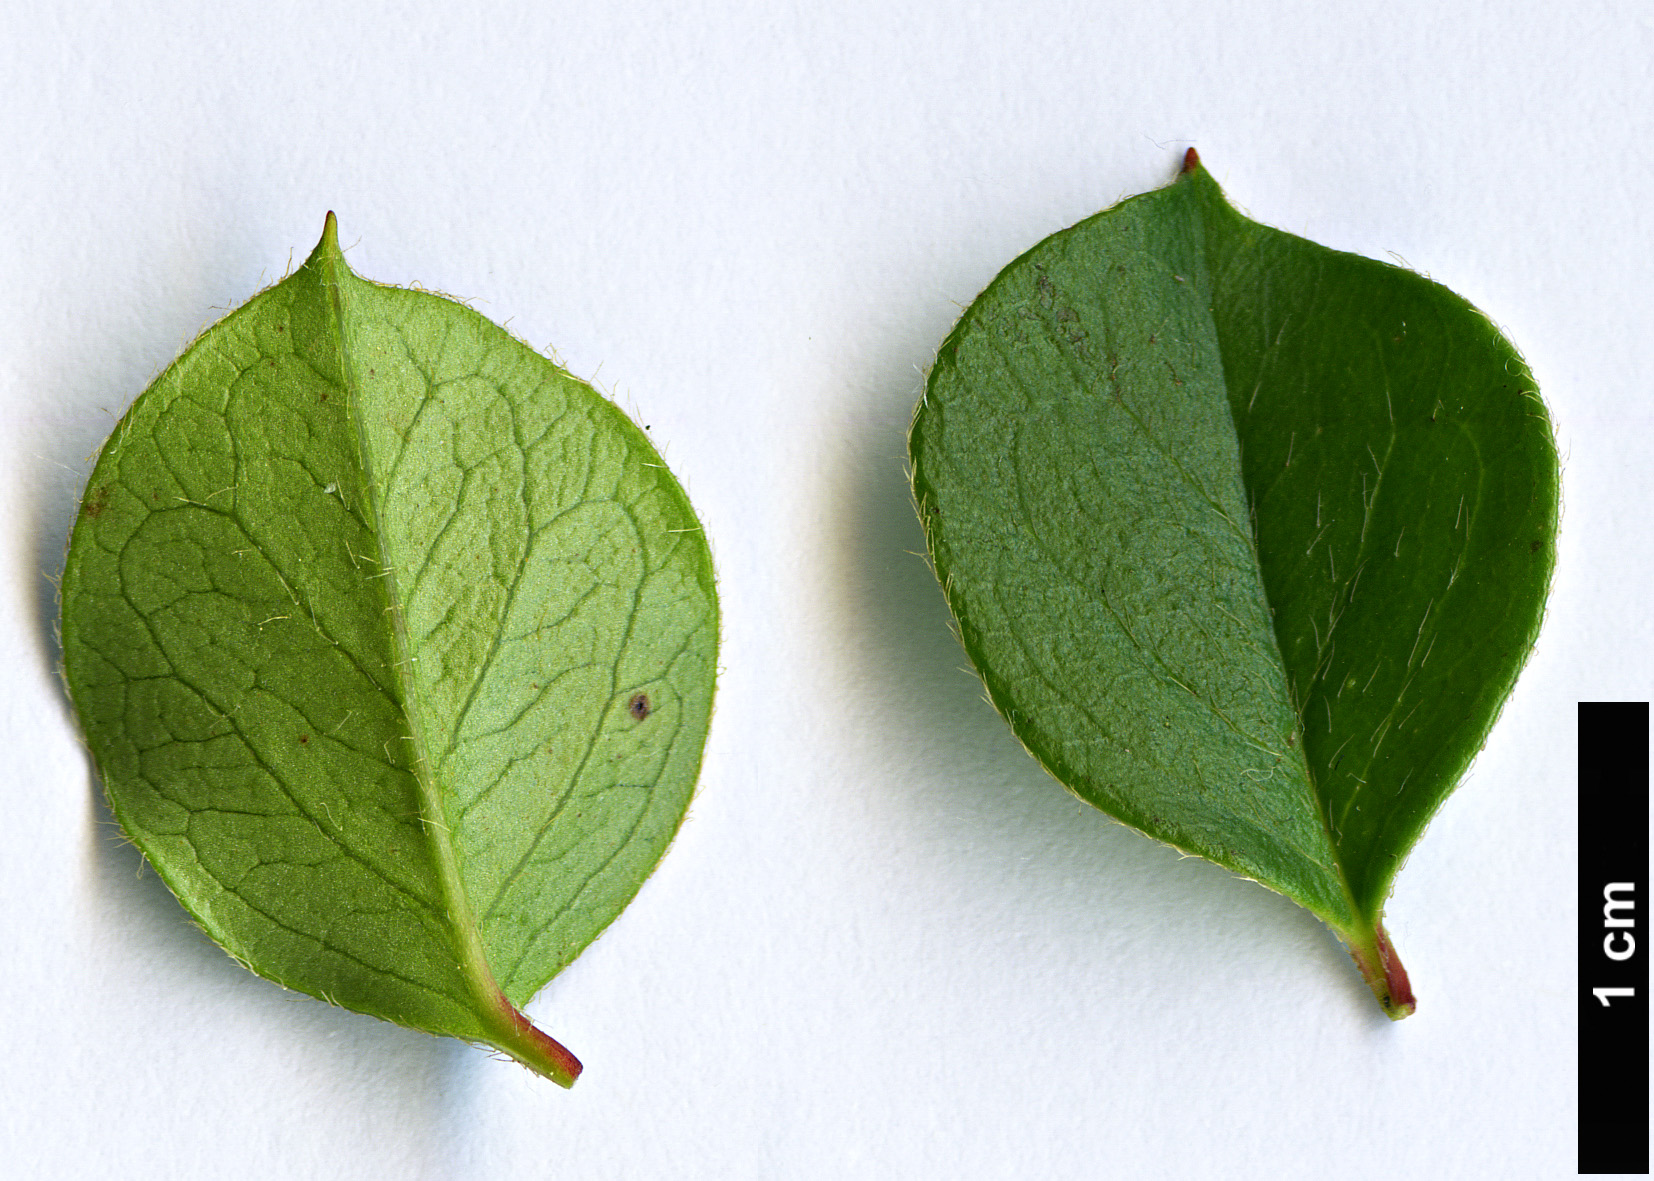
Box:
303 211 346 274
1181 146 1201 174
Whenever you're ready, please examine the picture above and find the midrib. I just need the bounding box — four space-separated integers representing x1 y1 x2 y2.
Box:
316 237 506 1025
1183 177 1366 936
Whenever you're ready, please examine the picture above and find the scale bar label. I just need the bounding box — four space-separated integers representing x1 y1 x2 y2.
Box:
1580 701 1648 1175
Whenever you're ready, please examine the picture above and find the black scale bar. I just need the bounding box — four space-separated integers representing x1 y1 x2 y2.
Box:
1580 701 1649 1175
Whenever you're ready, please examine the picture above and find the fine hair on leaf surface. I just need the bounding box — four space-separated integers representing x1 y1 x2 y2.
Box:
908 150 1558 1017
60 214 719 1084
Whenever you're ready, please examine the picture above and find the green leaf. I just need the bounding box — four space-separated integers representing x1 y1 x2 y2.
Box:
908 151 1557 1017
60 215 718 1083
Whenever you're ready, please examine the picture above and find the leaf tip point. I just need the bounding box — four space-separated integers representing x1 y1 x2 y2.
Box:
1181 146 1201 174
302 211 347 275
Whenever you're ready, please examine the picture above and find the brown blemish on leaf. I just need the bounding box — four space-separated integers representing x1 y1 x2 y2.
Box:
298 734 309 745
628 693 651 722
82 486 110 519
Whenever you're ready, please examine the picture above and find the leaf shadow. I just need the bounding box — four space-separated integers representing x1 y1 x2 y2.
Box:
821 302 1380 1024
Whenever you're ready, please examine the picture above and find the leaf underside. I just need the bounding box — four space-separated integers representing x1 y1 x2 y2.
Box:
61 216 718 1082
909 153 1557 1016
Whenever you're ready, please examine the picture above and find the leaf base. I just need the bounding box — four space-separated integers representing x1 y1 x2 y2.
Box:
1340 919 1416 1020
483 991 584 1087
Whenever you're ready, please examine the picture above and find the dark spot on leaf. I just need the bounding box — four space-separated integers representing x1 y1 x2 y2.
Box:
319 392 328 402
628 693 651 721
298 734 309 745
82 486 110 519
1530 539 1541 553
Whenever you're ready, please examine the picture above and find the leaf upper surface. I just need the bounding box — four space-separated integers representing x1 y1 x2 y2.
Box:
61 217 718 1081
909 156 1557 1014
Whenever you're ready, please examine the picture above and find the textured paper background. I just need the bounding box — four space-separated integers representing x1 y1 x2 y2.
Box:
3 2 1641 1176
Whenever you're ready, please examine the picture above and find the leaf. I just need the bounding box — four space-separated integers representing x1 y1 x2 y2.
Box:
908 151 1557 1017
60 215 718 1084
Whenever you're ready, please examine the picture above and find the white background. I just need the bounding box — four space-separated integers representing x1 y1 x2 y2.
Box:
1 2 1643 1177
